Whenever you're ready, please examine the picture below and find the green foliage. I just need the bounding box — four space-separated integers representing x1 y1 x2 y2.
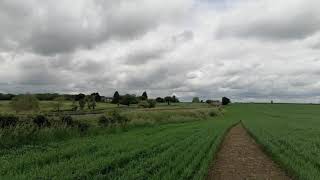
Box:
0 117 235 179
0 114 18 128
33 115 50 127
61 115 73 126
53 97 65 112
10 94 40 112
222 97 230 105
98 115 110 127
79 99 86 110
138 101 149 108
111 91 120 104
192 97 200 103
141 91 148 100
147 99 156 108
120 94 138 106
155 97 164 103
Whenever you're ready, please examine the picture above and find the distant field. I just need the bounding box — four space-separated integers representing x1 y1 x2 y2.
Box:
228 103 320 180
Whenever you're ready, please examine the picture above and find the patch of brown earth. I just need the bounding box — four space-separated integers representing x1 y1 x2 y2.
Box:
207 123 291 180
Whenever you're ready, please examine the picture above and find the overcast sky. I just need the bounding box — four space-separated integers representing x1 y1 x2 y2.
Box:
0 0 320 102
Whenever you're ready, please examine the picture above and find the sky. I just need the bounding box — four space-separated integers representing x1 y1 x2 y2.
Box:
0 0 320 103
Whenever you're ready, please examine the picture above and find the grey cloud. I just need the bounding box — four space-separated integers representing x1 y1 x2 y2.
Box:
217 1 320 40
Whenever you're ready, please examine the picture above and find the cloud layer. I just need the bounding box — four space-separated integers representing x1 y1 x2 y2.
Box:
0 0 320 102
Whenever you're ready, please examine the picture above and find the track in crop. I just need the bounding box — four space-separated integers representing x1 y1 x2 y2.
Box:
207 123 291 180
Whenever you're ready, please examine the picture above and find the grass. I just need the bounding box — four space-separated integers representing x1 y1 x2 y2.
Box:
227 103 320 180
0 118 235 179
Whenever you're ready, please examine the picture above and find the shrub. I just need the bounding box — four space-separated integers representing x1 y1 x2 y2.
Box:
33 115 50 127
98 115 111 127
0 114 18 128
209 109 219 117
147 99 156 108
77 122 89 133
138 101 149 108
222 97 231 105
61 115 73 126
109 110 129 127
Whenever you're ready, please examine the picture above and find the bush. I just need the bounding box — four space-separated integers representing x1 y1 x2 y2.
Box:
98 115 111 127
109 110 129 126
77 122 89 133
33 115 50 127
147 99 156 108
209 109 219 117
138 101 150 108
222 97 231 105
0 114 18 128
61 115 73 126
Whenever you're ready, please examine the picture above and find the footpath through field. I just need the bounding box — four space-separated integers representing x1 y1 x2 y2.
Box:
207 123 291 180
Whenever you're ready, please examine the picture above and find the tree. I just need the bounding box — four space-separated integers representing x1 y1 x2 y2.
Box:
79 98 86 110
141 91 148 100
71 99 78 111
164 96 172 105
222 97 231 105
192 97 200 103
206 100 213 104
91 92 101 102
75 93 85 101
10 94 40 113
111 91 120 106
172 95 179 103
155 97 164 103
53 97 65 112
120 94 138 106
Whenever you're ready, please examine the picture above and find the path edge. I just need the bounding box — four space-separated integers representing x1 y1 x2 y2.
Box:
240 122 297 180
205 120 241 179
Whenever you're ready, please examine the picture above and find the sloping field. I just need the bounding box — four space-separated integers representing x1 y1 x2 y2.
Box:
0 118 235 179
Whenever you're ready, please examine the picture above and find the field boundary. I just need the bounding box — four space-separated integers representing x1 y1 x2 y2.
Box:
241 122 297 179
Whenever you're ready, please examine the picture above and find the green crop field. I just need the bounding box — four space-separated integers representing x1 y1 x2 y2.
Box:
1 102 320 179
0 115 235 179
227 103 320 180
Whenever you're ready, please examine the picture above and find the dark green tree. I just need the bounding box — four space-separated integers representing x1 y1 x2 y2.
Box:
222 97 231 105
112 91 120 106
141 91 148 100
164 96 172 105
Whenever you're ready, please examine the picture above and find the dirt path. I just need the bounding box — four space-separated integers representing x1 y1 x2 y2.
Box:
207 123 291 180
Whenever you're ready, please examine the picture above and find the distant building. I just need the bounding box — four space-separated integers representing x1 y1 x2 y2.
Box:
101 96 113 103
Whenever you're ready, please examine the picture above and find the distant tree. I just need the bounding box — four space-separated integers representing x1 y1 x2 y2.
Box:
141 91 148 100
10 94 40 113
271 100 274 104
120 94 138 106
200 100 204 103
91 92 101 102
0 93 15 100
53 97 65 112
147 99 156 108
111 91 121 106
192 97 200 103
155 97 164 103
75 93 86 101
172 95 179 103
79 98 86 110
164 96 172 105
206 100 213 104
71 99 78 111
222 97 231 105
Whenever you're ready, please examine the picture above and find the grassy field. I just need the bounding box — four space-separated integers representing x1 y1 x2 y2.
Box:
228 103 320 180
1 102 320 179
0 111 235 179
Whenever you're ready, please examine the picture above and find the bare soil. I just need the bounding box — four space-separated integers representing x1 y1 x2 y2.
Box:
207 123 291 180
